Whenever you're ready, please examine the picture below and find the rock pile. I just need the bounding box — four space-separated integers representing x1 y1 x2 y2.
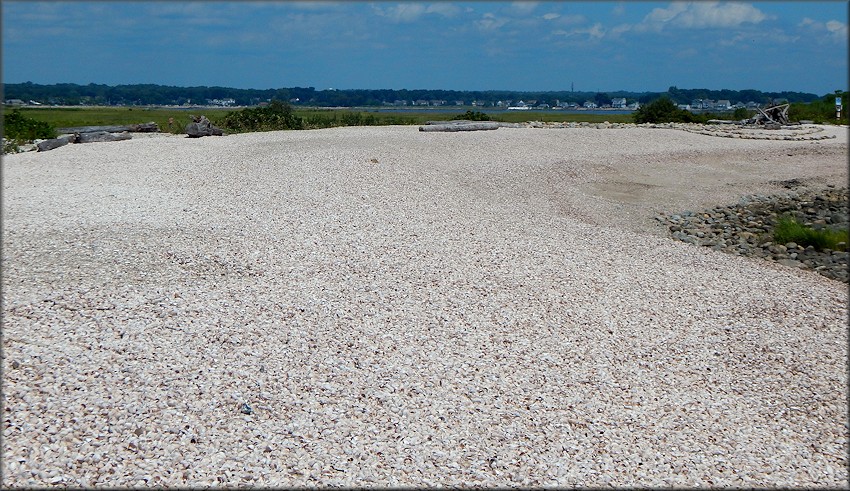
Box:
657 184 849 282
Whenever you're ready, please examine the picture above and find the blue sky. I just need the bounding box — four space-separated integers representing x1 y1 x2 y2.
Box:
2 1 847 95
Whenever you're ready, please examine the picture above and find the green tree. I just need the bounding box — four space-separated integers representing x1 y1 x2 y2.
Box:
733 107 750 120
633 97 679 123
594 92 610 106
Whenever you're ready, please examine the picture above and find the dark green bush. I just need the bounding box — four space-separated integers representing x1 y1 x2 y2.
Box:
216 100 303 132
733 107 751 120
3 109 56 141
454 110 490 121
633 97 714 124
304 113 337 129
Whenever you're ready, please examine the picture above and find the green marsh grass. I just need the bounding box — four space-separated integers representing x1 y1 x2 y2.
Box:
14 106 635 136
774 216 849 251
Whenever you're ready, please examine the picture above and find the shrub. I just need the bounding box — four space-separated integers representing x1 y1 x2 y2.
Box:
733 107 751 120
454 110 490 121
633 97 674 123
632 98 731 124
217 100 303 132
3 109 56 141
2 109 56 153
788 91 848 124
773 216 849 251
305 113 337 129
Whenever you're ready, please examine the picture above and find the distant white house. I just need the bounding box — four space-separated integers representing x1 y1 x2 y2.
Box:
507 100 530 110
207 98 236 106
611 98 627 108
715 100 731 110
583 101 598 109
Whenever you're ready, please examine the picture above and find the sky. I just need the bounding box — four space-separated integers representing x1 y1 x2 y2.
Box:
2 1 847 95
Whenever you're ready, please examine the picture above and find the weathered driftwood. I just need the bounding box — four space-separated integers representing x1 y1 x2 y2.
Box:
36 135 76 152
706 119 742 124
423 120 489 125
419 121 500 132
746 103 790 126
185 115 223 137
56 122 159 134
130 122 159 132
75 131 132 143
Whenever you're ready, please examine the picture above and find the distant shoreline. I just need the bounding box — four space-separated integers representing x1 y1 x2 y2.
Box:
9 103 637 115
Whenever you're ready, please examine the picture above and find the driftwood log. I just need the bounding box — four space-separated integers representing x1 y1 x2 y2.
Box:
56 122 159 134
419 121 500 132
36 135 76 152
185 115 224 137
746 103 791 126
75 131 132 143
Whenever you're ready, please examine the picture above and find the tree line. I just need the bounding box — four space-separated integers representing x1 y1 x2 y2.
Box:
2 82 825 107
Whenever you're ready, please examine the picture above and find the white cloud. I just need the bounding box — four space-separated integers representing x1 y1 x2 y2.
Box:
476 13 509 32
372 2 461 23
798 17 848 43
642 2 768 30
543 13 560 21
825 20 848 37
288 1 344 10
553 23 605 41
553 14 587 26
425 3 461 18
609 23 632 38
375 3 425 23
612 3 626 17
509 2 539 15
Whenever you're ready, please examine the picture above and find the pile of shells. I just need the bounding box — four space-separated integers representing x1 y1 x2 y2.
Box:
517 121 837 140
657 184 849 282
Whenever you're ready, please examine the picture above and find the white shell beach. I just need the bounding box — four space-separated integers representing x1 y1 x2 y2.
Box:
2 124 848 487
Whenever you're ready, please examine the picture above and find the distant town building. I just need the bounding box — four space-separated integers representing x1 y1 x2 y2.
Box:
206 98 236 106
611 98 627 108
